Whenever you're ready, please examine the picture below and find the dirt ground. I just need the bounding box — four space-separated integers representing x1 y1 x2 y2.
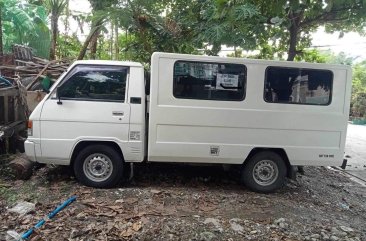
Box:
0 155 365 241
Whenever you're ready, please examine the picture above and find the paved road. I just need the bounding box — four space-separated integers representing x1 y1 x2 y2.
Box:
344 123 366 181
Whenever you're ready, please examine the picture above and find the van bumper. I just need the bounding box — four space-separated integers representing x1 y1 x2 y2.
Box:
24 140 37 162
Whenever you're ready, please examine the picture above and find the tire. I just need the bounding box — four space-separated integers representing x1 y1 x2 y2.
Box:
241 151 287 193
73 144 124 188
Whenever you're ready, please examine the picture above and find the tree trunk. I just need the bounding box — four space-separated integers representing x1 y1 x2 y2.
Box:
0 6 3 56
50 14 59 60
287 23 298 61
210 43 221 56
77 24 102 60
125 29 128 59
78 14 105 60
62 0 70 58
110 22 113 59
114 23 119 60
286 9 303 61
89 29 99 59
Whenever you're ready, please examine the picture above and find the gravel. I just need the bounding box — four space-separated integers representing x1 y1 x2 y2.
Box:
0 162 365 241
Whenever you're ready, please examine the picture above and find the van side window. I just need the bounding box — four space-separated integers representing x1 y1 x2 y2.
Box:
58 65 128 102
264 67 333 105
173 61 246 101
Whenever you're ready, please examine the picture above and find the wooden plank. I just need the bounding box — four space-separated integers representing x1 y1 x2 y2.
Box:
15 59 43 67
0 97 3 123
0 87 19 97
26 62 52 90
0 66 38 73
26 59 64 90
14 98 19 121
4 96 8 123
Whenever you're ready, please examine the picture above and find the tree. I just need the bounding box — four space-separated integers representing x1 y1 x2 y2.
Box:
168 0 260 56
57 33 82 58
352 61 366 118
45 0 68 60
0 0 49 57
251 0 366 61
77 0 117 60
78 0 193 62
172 0 365 61
293 49 356 64
77 12 107 60
116 0 200 63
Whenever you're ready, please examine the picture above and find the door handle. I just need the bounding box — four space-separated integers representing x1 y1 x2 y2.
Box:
112 111 124 116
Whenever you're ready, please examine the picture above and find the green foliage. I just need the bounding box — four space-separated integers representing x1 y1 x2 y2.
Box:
223 0 366 60
72 0 366 63
323 51 355 66
172 0 261 55
57 33 82 58
28 25 51 58
352 92 366 118
44 0 67 15
295 49 327 63
87 0 201 63
352 61 366 117
0 0 50 57
89 0 117 11
293 49 356 64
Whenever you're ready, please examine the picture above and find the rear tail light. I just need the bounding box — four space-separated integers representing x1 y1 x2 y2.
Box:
27 120 33 136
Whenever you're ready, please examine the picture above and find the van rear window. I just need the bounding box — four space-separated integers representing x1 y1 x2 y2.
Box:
173 61 246 101
264 67 333 105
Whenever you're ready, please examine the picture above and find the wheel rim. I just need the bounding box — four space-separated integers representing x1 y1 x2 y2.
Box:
252 159 279 186
83 153 113 182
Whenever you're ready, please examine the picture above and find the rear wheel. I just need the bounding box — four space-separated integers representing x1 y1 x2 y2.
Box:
242 151 287 193
73 144 124 188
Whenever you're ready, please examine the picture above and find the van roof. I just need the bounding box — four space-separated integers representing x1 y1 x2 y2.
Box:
71 60 143 68
152 52 351 70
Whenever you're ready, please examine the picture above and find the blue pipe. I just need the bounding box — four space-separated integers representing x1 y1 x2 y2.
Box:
21 196 77 240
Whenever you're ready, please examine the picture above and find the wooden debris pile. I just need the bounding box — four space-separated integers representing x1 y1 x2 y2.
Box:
0 44 72 91
0 57 71 90
0 45 73 154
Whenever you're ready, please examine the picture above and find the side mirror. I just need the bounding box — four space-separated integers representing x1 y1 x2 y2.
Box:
56 87 62 105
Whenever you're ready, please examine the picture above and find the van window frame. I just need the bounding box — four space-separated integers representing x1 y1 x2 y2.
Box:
263 66 333 106
54 64 130 103
172 60 247 102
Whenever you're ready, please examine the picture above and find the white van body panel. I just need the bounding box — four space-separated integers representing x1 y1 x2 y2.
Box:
38 100 131 164
148 53 352 166
25 54 352 168
26 60 145 165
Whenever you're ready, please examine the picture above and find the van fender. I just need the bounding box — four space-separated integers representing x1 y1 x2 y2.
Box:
69 138 126 166
243 147 293 178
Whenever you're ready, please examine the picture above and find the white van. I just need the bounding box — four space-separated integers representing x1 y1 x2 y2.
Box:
25 52 352 193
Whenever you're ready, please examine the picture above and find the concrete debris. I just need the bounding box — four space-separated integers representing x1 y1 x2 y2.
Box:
8 201 35 216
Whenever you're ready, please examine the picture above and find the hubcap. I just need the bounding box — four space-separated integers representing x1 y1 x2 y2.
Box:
83 153 113 182
252 159 278 186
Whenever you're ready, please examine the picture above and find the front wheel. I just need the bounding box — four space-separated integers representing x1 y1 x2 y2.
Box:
73 144 124 188
241 151 287 193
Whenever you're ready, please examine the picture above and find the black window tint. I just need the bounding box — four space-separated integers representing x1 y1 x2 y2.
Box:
173 61 246 101
58 66 128 102
264 67 333 105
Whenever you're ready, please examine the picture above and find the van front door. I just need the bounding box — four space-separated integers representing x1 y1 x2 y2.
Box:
39 64 130 164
